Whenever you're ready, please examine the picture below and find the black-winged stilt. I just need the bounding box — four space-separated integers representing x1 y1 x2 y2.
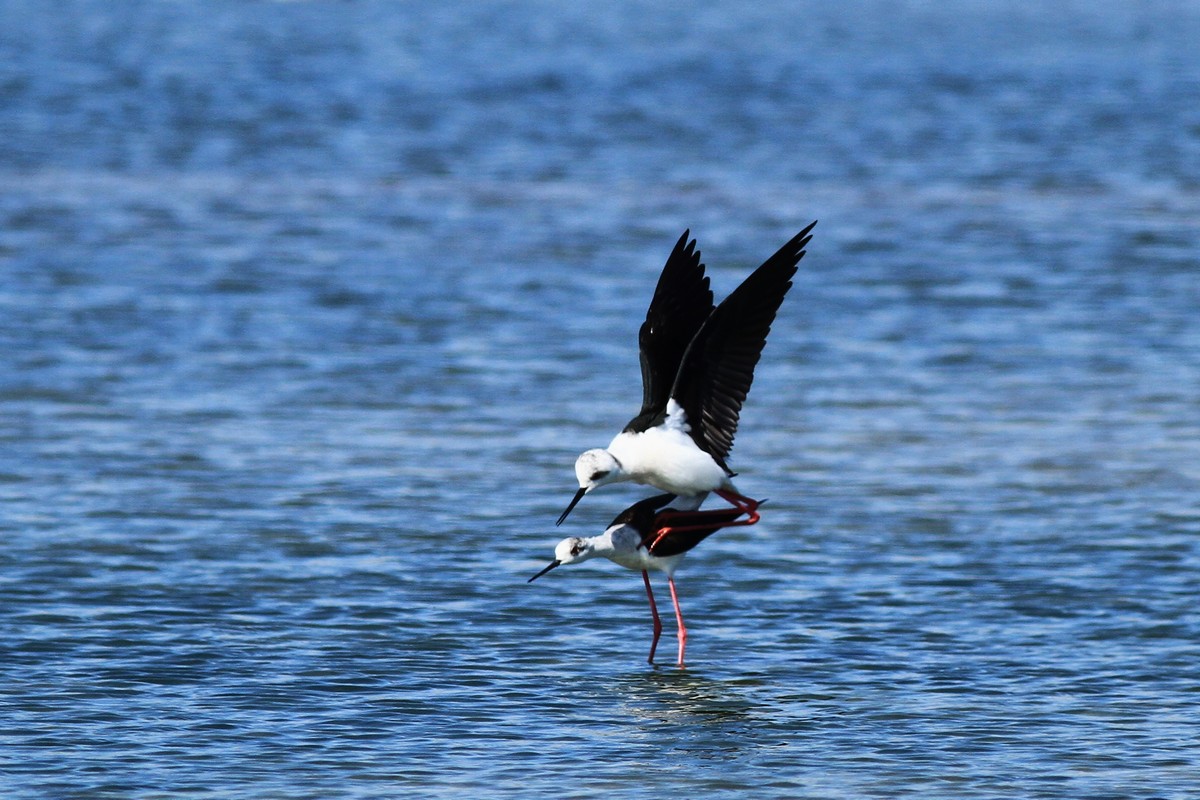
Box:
557 222 816 527
531 493 758 667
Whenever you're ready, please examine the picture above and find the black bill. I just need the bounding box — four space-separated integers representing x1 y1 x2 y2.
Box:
528 560 561 583
556 487 587 526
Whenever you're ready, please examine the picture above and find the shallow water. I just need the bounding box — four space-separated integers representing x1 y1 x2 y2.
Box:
2 2 1199 798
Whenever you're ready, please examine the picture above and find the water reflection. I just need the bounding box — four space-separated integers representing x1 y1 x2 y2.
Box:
615 667 757 724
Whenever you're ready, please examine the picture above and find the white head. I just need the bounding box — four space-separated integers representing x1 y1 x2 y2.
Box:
574 448 624 489
527 536 598 583
556 449 625 526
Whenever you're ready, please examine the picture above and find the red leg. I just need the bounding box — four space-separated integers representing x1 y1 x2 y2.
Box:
642 570 662 665
646 498 762 551
714 488 761 525
668 576 687 668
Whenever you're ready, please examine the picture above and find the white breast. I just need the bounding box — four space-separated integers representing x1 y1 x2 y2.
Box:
607 424 729 496
603 525 686 575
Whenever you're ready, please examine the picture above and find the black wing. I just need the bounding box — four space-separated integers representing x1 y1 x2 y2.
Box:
670 221 816 470
607 493 677 529
643 506 749 558
624 231 714 433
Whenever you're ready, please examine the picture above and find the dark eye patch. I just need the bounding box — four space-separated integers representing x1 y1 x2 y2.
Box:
589 470 610 482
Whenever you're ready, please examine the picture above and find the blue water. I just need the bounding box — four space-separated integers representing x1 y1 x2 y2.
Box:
3 2 1200 798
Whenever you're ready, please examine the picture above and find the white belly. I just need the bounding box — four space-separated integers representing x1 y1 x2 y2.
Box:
607 425 730 496
605 526 685 574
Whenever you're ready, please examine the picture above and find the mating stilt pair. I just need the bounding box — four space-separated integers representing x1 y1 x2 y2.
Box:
530 223 815 666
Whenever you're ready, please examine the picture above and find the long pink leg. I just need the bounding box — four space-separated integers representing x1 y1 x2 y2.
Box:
668 576 688 667
642 570 663 665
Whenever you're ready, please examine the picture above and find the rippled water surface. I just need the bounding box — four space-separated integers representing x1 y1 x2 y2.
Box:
3 2 1200 798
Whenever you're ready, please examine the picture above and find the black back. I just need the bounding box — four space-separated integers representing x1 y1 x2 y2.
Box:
669 221 816 471
645 506 747 558
608 494 748 559
607 493 677 531
624 231 714 434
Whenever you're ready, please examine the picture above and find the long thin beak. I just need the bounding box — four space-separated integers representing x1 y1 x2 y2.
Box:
557 487 587 526
528 560 561 583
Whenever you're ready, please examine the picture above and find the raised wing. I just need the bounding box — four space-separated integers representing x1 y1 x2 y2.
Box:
670 221 816 469
625 230 714 433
